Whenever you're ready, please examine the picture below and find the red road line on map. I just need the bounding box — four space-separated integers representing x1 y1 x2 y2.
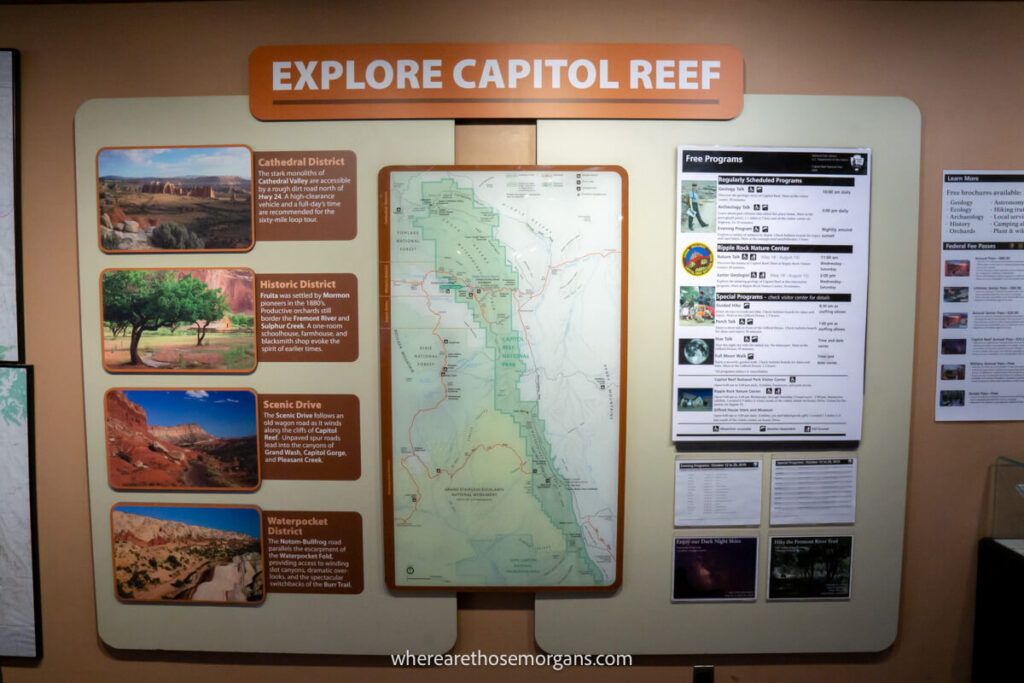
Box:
399 442 530 524
395 250 619 525
583 516 614 558
448 442 530 479
514 249 619 367
521 249 620 304
400 271 450 523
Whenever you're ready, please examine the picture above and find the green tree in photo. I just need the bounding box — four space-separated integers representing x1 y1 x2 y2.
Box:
105 320 129 338
177 276 228 346
229 313 254 332
103 270 190 366
103 271 230 364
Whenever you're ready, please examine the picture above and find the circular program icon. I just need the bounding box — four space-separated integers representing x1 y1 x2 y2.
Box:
682 243 714 276
683 338 711 365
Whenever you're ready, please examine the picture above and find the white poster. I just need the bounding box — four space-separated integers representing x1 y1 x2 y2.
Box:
936 171 1024 421
770 458 857 526
674 459 762 527
673 146 871 444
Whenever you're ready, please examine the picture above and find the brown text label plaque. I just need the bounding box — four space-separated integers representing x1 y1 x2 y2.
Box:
259 393 360 481
256 273 358 362
253 151 356 241
263 511 363 595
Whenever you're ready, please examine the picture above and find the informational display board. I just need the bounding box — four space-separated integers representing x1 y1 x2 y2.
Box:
673 146 870 445
0 49 21 362
379 166 626 591
535 95 919 654
936 171 1024 421
75 96 456 654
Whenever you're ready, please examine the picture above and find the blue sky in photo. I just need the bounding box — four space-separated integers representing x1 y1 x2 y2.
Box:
122 389 256 438
98 146 251 179
115 505 261 538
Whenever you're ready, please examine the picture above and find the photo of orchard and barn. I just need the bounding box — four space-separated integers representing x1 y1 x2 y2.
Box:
101 268 256 373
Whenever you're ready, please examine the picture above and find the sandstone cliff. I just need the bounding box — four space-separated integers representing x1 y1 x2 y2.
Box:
149 422 214 446
105 390 259 490
179 268 254 315
112 510 255 547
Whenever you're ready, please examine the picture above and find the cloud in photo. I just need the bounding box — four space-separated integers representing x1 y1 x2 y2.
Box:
98 146 251 180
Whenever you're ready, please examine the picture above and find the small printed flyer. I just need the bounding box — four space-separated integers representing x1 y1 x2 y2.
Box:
767 536 852 601
674 459 762 527
673 146 871 444
671 536 758 602
936 171 1024 421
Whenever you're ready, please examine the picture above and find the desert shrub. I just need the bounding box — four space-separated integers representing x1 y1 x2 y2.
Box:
230 314 254 332
128 570 150 589
101 232 124 250
150 222 205 250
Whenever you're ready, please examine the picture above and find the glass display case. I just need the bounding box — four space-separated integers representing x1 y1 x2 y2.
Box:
991 456 1024 541
973 456 1024 682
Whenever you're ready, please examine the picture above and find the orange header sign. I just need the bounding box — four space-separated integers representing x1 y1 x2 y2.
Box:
249 44 743 121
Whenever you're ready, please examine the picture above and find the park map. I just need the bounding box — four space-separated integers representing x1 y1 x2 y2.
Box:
0 366 35 656
0 52 18 360
384 168 624 589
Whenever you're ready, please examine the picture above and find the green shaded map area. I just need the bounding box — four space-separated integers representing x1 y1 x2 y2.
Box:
0 54 18 361
0 365 27 426
391 176 608 587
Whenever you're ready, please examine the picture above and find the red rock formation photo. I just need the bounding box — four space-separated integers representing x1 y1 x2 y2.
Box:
105 390 259 490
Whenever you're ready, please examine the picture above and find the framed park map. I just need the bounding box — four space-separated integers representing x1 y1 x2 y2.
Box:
0 49 22 362
0 365 40 658
379 166 626 591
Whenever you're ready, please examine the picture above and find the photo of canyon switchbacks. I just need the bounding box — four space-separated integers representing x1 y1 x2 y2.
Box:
111 504 264 604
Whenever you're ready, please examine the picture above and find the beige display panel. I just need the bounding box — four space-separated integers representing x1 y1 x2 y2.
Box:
535 95 920 654
75 96 457 654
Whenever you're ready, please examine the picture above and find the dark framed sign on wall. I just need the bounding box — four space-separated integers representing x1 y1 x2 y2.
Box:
0 49 38 661
0 364 41 659
0 48 23 362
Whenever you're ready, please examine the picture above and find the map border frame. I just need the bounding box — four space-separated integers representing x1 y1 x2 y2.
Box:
378 165 628 592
